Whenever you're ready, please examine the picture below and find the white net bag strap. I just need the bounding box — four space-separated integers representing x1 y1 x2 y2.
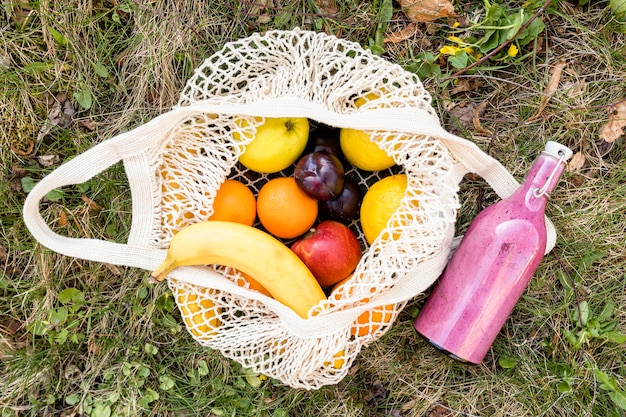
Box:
21 109 193 270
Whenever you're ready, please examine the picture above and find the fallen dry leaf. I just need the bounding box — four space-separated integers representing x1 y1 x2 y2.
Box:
315 0 338 15
384 22 418 43
450 79 472 95
10 140 34 157
441 93 456 111
595 138 614 157
88 340 101 355
81 195 101 210
472 100 493 136
401 399 417 412
599 99 626 143
427 402 454 417
0 317 28 359
247 0 275 24
8 166 28 192
37 93 75 142
563 67 586 99
365 380 388 407
58 210 68 227
64 364 83 380
258 13 272 24
567 151 586 172
450 78 482 96
399 0 456 23
324 23 342 38
347 363 360 376
104 263 122 276
449 101 477 126
76 118 97 131
525 59 568 123
1 318 21 334
37 154 61 167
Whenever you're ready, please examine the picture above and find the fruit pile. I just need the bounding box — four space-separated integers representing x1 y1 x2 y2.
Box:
152 106 411 341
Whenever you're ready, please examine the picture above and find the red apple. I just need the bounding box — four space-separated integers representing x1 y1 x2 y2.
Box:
290 220 362 288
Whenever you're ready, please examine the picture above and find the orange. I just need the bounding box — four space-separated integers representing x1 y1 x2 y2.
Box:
208 179 257 226
331 274 395 337
256 177 318 239
237 271 272 297
353 304 395 337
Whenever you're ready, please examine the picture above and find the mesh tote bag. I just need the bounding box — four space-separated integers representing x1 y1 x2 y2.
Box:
23 29 557 390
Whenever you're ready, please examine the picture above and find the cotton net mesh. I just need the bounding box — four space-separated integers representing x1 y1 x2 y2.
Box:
150 29 460 389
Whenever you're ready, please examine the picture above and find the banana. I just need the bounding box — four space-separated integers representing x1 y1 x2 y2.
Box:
151 221 326 318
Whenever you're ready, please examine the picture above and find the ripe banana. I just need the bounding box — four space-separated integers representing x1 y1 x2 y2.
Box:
151 221 326 318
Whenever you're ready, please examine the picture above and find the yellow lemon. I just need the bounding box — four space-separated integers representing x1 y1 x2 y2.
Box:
360 174 416 245
235 117 309 174
177 288 221 338
340 91 396 172
354 91 383 108
340 128 396 171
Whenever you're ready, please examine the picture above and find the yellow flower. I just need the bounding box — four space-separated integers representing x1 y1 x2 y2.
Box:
507 44 519 57
452 21 461 28
440 45 461 55
447 35 465 44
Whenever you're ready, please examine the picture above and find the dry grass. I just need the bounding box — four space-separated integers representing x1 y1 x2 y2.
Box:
1 0 625 416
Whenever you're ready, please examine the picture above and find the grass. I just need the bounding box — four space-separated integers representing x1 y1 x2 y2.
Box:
1 0 625 416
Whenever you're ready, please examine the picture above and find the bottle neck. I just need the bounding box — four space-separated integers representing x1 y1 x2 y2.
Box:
514 151 567 211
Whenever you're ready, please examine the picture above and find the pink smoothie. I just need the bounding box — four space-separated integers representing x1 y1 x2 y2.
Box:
414 142 571 363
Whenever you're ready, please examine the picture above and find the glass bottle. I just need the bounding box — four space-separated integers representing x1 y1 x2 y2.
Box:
414 141 572 364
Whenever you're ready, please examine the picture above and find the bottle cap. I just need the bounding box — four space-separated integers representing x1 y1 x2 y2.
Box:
544 141 573 161
533 141 573 199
